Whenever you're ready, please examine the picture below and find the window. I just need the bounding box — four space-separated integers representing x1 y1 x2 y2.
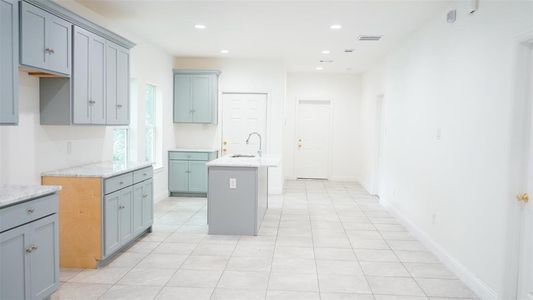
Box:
112 127 129 165
145 84 156 164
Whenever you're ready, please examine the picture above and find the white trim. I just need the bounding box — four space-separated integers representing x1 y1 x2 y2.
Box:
329 176 358 182
379 197 497 300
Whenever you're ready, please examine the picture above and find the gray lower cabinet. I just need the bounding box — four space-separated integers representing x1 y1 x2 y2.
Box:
103 168 153 258
168 151 217 196
0 194 59 300
73 26 106 124
173 70 220 124
20 2 71 76
0 0 18 125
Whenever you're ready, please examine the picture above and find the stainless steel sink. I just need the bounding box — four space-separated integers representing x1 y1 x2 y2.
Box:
231 154 256 158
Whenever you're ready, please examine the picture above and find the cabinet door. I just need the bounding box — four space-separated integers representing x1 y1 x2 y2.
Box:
104 191 121 256
28 215 59 300
173 75 192 123
189 160 208 193
132 183 144 235
20 2 47 70
45 14 71 75
191 75 213 123
142 179 153 227
0 0 18 124
0 223 30 300
106 42 129 125
72 26 91 124
169 160 189 192
89 35 106 124
118 188 134 244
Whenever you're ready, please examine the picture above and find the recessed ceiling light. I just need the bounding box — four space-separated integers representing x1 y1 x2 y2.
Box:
330 24 342 30
321 50 330 54
220 49 229 54
315 67 324 71
194 24 206 29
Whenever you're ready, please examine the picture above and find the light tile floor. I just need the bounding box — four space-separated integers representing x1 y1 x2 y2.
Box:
53 180 478 300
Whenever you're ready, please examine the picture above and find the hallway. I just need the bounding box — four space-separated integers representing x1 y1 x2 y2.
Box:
53 180 477 299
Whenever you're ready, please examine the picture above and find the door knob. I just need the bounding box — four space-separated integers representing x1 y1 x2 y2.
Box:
223 140 228 145
298 144 302 148
517 193 529 203
223 148 227 152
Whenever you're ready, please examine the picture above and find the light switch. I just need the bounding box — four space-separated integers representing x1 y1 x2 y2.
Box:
229 178 237 189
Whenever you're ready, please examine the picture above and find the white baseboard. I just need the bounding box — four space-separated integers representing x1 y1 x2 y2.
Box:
329 176 358 182
379 198 498 300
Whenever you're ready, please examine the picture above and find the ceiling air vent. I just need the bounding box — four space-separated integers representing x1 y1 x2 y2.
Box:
358 35 382 41
319 59 334 63
344 49 355 53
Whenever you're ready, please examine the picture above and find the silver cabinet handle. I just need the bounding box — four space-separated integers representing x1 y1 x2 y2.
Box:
143 173 147 176
88 100 96 104
45 48 55 54
119 205 125 209
119 181 124 185
25 245 37 253
116 104 123 108
143 194 148 198
26 208 34 214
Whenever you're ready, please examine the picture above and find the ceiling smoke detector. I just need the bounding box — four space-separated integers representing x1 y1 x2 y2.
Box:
344 49 355 53
358 35 382 41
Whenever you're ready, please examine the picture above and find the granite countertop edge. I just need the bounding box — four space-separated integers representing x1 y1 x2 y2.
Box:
0 185 62 209
41 161 154 179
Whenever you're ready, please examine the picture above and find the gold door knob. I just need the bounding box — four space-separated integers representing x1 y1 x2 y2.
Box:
517 193 529 203
223 148 227 152
298 144 302 148
223 140 228 145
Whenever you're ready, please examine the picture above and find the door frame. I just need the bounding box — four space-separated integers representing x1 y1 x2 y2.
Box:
372 94 385 197
516 32 533 300
220 92 269 156
293 99 333 179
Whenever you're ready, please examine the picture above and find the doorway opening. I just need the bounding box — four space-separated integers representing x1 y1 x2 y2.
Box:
221 92 268 156
294 99 332 179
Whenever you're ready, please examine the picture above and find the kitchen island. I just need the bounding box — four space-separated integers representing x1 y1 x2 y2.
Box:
206 155 279 235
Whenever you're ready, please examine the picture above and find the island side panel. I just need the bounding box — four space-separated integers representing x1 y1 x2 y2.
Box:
208 166 257 235
42 176 102 268
256 167 268 233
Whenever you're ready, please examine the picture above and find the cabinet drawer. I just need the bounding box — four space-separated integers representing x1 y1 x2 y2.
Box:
0 193 58 232
105 172 133 194
133 167 153 184
169 152 209 161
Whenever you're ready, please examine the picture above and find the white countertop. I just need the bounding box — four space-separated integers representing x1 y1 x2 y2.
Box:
207 155 280 168
41 161 153 178
170 148 219 153
0 185 61 208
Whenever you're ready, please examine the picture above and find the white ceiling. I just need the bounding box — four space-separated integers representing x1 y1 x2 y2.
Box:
74 0 449 73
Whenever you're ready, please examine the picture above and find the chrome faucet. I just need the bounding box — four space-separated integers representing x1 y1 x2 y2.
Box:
245 132 262 157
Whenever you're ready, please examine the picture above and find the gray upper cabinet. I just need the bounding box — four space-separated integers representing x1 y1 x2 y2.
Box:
106 41 130 125
0 0 18 125
20 2 71 76
73 26 106 125
173 70 220 124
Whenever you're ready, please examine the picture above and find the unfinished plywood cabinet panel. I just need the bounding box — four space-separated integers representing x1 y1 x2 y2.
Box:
41 177 102 268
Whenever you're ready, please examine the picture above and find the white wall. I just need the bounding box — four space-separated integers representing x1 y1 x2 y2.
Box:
173 58 286 194
0 1 175 203
359 1 533 299
285 73 362 181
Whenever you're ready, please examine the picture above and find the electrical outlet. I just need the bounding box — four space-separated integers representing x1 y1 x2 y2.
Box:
432 213 437 225
436 129 442 140
67 141 72 154
229 178 237 189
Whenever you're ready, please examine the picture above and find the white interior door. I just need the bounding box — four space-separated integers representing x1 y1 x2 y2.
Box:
519 41 533 300
294 100 331 179
221 93 267 156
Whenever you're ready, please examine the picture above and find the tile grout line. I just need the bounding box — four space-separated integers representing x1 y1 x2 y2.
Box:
306 181 322 300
